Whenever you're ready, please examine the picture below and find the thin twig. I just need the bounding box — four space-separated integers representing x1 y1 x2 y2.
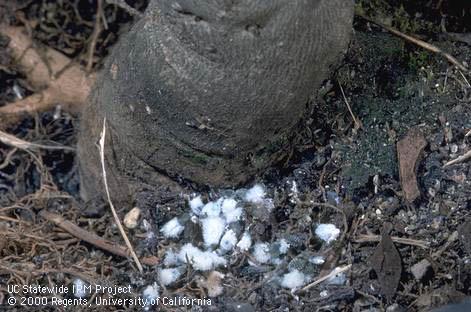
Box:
356 12 468 72
298 264 352 293
443 149 471 167
356 289 384 307
459 70 471 88
353 234 430 249
38 210 158 266
0 129 75 151
0 262 97 286
339 82 361 130
0 148 18 169
0 215 28 223
99 118 144 273
318 159 331 202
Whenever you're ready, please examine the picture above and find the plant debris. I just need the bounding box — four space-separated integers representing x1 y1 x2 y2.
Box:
369 223 402 302
397 128 427 202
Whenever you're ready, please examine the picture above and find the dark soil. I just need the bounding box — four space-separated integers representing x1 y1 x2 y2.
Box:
0 0 470 311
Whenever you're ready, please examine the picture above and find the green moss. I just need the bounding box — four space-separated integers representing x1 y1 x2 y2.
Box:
341 129 397 190
393 5 420 33
179 149 209 165
355 0 438 35
404 49 432 71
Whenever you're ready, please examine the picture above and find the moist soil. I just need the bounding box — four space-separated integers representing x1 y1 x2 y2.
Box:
0 1 470 311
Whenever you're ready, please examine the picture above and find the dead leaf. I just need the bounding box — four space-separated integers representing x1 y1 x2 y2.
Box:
397 128 427 202
369 223 402 301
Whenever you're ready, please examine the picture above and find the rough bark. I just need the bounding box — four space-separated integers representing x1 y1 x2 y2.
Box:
78 0 354 204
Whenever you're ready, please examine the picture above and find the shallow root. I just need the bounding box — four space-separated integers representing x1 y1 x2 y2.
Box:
0 26 95 129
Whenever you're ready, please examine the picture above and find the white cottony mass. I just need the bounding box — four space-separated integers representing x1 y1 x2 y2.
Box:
315 223 340 244
160 217 184 239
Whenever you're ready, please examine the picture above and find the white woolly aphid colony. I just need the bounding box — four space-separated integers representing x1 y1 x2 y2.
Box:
152 184 344 295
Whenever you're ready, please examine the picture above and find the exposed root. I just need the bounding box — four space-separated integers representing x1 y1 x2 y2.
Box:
105 0 143 17
0 128 75 151
86 0 104 73
0 26 95 128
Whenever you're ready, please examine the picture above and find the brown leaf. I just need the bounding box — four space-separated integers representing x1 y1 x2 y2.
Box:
369 223 402 301
397 128 427 202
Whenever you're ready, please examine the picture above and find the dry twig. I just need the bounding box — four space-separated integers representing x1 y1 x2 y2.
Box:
0 262 97 286
443 150 471 167
99 118 144 273
38 210 158 266
459 70 471 87
339 82 361 130
298 264 352 293
356 13 468 72
0 129 75 151
353 234 430 249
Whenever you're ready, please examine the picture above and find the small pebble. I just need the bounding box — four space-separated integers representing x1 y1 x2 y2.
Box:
411 259 432 281
123 207 141 229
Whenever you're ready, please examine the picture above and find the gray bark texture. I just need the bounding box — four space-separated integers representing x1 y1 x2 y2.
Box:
78 0 354 204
